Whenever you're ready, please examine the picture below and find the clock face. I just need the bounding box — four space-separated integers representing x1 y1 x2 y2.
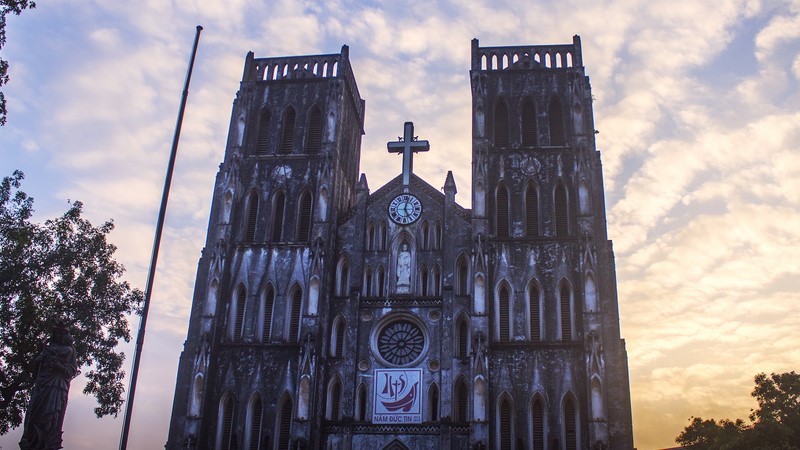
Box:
388 194 423 225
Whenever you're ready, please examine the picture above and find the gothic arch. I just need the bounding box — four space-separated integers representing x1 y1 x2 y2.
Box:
521 97 538 146
245 392 264 450
419 264 429 296
554 181 569 238
454 375 469 423
524 181 540 237
431 265 441 296
433 220 442 250
255 106 270 154
495 280 513 341
428 382 440 421
495 182 511 238
548 95 565 146
421 220 430 250
305 105 323 154
286 284 303 343
591 376 605 420
205 278 219 316
270 190 286 243
295 189 313 243
376 266 386 297
326 375 343 420
455 253 470 296
317 187 329 222
330 314 346 357
558 279 575 341
189 372 204 417
474 273 486 315
578 180 590 215
335 257 350 296
355 382 368 421
530 393 547 450
455 313 470 359
230 284 247 341
366 221 375 251
494 99 510 147
363 266 373 297
308 276 320 316
279 106 296 154
215 392 235 450
584 273 598 312
391 233 415 295
527 279 543 341
260 284 275 342
562 392 579 450
275 392 293 450
496 392 515 450
244 190 259 242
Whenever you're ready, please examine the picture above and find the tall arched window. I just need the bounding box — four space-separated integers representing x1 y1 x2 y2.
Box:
498 284 511 341
271 191 286 243
331 316 345 357
288 287 302 343
261 286 275 342
363 267 373 297
560 283 573 341
496 183 510 238
234 285 246 340
531 395 545 450
421 221 430 250
245 191 258 242
366 223 375 251
428 383 440 421
548 97 565 146
327 377 342 420
432 265 441 296
296 190 312 242
455 378 468 423
554 182 569 238
591 378 604 420
419 265 429 296
280 107 296 154
494 101 510 147
433 221 442 250
379 222 388 251
218 394 235 450
525 184 539 237
529 283 541 341
521 99 537 146
455 316 469 359
356 383 368 421
246 394 263 450
564 395 577 450
499 395 513 450
256 106 270 154
276 395 292 450
336 258 349 296
306 106 322 154
456 255 469 296
377 266 386 297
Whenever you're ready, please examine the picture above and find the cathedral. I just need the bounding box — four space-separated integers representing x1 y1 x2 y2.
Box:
166 36 634 450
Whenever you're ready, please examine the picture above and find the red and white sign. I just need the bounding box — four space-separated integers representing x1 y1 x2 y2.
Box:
373 368 422 424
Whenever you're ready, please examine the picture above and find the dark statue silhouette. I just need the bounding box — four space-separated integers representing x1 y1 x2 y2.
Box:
19 321 78 450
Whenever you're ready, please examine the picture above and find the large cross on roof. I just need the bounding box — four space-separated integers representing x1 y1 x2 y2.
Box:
387 121 430 192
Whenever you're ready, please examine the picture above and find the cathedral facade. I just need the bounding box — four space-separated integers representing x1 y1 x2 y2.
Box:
166 37 634 450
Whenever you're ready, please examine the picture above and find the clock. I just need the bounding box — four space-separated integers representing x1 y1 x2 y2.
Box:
388 194 422 225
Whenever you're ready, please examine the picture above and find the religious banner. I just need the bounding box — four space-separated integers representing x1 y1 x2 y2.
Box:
373 368 423 424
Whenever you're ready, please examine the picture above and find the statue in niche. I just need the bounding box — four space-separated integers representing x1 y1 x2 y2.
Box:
396 243 411 293
19 321 78 450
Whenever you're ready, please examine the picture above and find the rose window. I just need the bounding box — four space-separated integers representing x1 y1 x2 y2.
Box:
377 320 425 366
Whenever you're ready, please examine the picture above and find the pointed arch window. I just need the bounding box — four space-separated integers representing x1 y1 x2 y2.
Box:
455 316 469 359
218 394 235 450
526 184 540 237
433 221 442 250
336 258 349 296
499 396 513 450
560 283 573 341
234 285 246 340
271 191 286 243
256 106 270 154
363 267 373 297
529 283 541 341
554 182 569 238
496 184 510 238
432 265 441 296
247 394 263 450
261 286 275 342
377 266 386 297
379 222 388 251
419 265 429 296
296 190 312 242
280 107 296 154
498 284 511 341
331 316 345 357
455 378 469 423
245 191 259 242
428 384 440 421
548 97 565 146
494 101 510 147
532 396 545 450
456 255 469 296
522 99 538 146
367 223 375 251
288 288 302 343
564 395 577 450
306 106 322 154
276 395 292 450
421 221 430 250
327 377 342 420
356 383 368 421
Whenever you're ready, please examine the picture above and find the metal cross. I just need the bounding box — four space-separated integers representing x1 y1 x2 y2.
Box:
387 121 430 191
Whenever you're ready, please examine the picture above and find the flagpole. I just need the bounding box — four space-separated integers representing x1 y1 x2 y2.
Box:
119 25 203 450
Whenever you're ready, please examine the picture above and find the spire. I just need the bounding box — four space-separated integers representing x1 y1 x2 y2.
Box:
444 170 457 194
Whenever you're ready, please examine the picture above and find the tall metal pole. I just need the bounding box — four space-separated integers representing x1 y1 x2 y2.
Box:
119 25 203 450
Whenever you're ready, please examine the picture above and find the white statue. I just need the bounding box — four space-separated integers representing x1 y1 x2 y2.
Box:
396 244 411 293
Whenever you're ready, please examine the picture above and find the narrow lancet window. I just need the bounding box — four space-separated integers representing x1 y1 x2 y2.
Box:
280 107 296 153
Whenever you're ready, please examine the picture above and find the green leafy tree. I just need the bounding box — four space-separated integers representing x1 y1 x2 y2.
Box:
1 0 36 125
676 372 800 449
0 171 143 434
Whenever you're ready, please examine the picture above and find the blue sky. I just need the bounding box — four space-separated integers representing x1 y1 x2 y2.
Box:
2 0 800 448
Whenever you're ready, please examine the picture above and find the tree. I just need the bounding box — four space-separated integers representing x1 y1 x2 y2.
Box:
1 0 36 125
676 371 800 449
0 171 143 434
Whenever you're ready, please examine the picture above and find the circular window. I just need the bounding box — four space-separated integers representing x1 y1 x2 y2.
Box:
377 320 425 366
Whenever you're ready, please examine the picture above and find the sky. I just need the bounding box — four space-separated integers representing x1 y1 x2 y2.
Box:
1 0 800 448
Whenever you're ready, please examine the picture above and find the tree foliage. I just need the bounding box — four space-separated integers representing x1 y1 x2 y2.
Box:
0 171 143 434
676 371 800 449
0 0 36 125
